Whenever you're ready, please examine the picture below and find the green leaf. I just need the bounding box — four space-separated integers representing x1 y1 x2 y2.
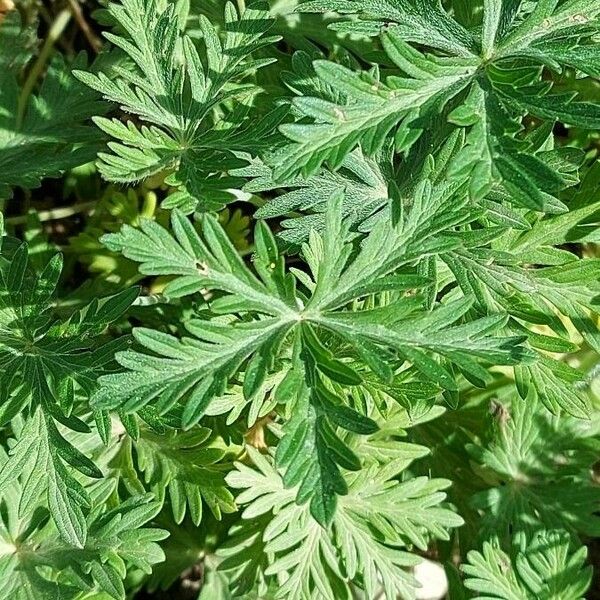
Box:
0 12 104 198
242 146 391 248
0 484 166 599
275 372 376 525
0 236 137 543
114 425 236 525
470 394 600 540
302 0 477 57
464 529 592 600
273 2 596 215
226 444 462 599
75 0 282 212
272 55 475 179
99 193 530 523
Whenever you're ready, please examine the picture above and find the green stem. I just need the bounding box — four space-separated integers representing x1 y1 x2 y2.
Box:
6 201 96 225
17 8 72 128
140 191 158 219
67 0 102 52
236 0 246 14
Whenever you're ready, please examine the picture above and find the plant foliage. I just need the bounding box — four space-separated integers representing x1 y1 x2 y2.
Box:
0 0 599 598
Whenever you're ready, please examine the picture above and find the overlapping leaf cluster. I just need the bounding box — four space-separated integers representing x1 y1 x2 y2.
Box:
0 11 104 199
0 0 599 598
74 0 284 211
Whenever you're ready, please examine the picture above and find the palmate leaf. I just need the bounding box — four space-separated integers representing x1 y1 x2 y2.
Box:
468 394 600 542
3 0 600 596
0 223 138 545
0 409 98 549
0 12 105 198
302 0 478 56
111 424 237 525
95 189 530 524
463 529 592 600
0 482 166 600
0 236 137 426
224 445 462 600
439 192 600 417
236 145 391 248
270 50 477 180
75 0 283 212
276 0 600 212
